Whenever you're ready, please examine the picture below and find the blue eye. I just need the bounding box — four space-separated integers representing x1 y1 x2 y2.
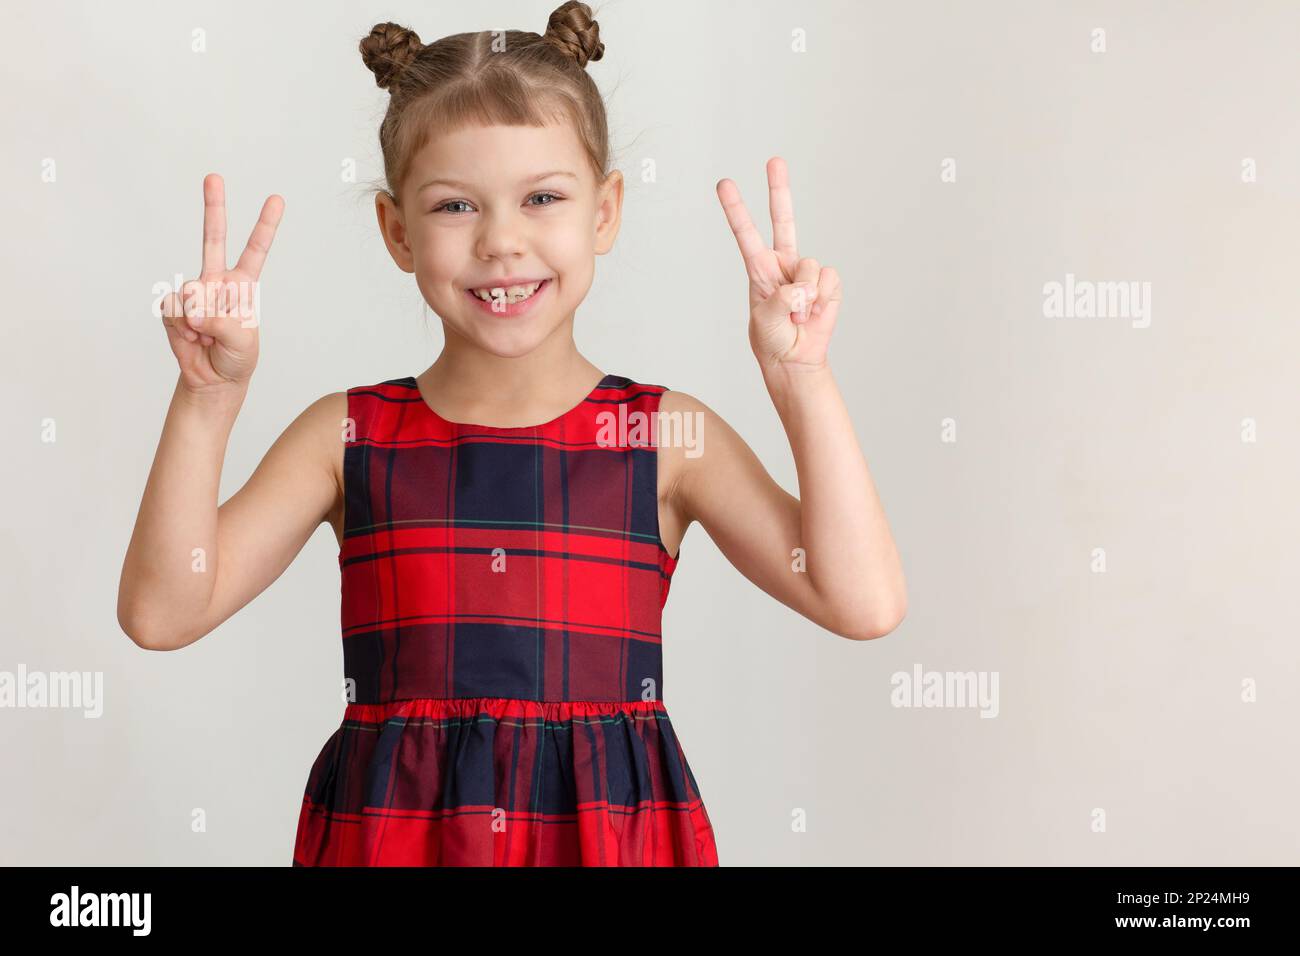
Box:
432 192 564 214
434 199 473 214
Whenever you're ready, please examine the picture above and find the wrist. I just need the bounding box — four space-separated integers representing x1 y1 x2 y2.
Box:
761 359 833 394
761 360 837 419
175 376 249 416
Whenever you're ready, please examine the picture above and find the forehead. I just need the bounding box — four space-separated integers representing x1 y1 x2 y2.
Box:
407 122 590 194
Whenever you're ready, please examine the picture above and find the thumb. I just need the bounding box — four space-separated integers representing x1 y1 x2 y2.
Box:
184 277 256 344
754 281 818 326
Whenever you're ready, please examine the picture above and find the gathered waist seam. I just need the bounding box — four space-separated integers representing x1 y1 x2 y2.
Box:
339 696 670 723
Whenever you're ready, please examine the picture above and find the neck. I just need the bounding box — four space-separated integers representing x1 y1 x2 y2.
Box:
417 321 604 422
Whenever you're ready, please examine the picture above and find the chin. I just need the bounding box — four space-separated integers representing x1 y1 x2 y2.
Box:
466 325 557 358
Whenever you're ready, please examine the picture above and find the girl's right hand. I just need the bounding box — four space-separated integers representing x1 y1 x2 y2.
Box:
160 173 284 396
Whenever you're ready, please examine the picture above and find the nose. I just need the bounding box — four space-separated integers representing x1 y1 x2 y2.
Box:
474 204 528 261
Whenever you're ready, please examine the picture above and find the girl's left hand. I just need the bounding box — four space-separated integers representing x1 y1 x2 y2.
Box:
716 157 842 375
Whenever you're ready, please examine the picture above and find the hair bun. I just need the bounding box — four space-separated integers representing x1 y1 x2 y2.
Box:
360 22 424 90
543 1 604 68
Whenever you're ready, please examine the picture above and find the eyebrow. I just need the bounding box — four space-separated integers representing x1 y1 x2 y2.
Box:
417 170 579 192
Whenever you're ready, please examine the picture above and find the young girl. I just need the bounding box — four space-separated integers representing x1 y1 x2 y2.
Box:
118 1 906 867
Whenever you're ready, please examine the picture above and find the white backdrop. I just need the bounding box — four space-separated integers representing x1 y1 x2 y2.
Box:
2 0 1298 864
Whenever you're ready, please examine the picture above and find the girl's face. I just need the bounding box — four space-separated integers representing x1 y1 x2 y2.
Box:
376 121 623 358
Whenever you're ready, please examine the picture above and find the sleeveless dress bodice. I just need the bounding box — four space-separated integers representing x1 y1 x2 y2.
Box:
292 374 718 866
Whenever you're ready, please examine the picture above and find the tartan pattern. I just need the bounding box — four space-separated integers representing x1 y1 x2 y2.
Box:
292 375 718 866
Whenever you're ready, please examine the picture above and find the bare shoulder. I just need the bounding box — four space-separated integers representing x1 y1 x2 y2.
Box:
290 390 348 448
657 387 742 448
655 388 701 497
212 388 352 573
303 389 349 482
289 390 349 543
258 390 344 503
254 389 349 473
656 388 749 522
657 387 715 441
301 389 350 428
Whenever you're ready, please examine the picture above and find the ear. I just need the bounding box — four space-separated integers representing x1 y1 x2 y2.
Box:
593 168 624 255
375 192 416 274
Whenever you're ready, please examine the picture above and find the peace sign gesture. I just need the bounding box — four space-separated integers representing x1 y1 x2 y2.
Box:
716 157 841 374
159 173 284 393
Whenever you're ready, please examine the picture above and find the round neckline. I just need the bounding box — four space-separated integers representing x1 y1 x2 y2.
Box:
407 372 612 431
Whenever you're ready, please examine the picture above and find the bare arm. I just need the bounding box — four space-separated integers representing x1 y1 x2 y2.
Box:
681 155 906 640
117 383 344 650
663 382 905 642
117 171 336 650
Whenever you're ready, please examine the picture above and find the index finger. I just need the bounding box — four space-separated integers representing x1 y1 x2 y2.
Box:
766 157 797 262
233 195 285 281
202 173 227 276
716 178 769 280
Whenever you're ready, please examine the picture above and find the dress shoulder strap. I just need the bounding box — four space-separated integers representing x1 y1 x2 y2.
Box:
585 375 673 450
342 377 422 443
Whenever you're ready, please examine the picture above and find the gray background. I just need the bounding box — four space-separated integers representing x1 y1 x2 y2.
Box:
2 0 1298 864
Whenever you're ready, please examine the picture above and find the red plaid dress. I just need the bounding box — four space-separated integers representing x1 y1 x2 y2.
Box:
292 374 719 866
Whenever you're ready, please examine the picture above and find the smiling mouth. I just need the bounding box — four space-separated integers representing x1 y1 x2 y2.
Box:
465 279 549 305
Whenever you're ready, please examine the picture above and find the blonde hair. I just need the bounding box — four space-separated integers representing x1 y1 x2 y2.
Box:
359 1 610 207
